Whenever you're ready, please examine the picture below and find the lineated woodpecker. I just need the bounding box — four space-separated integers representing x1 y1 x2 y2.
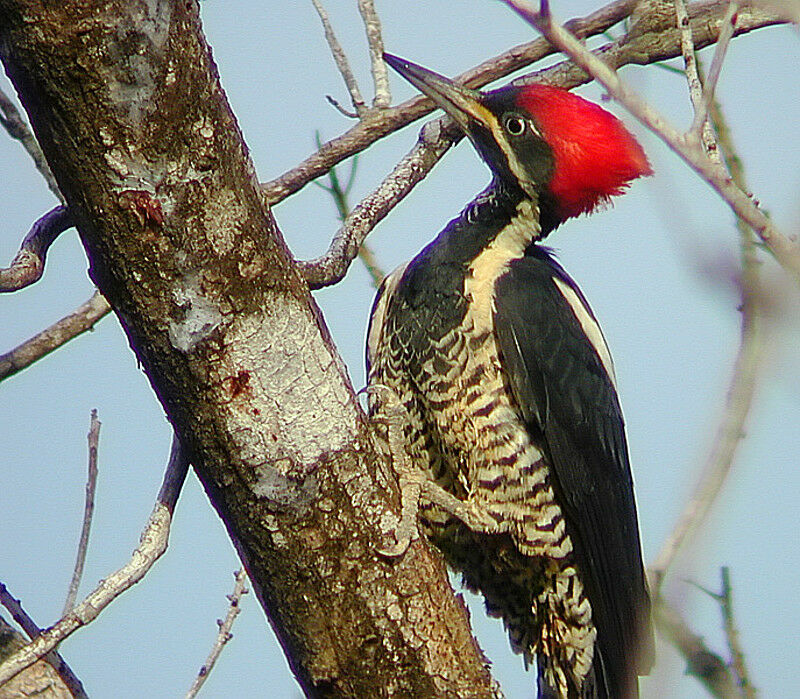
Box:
366 54 654 698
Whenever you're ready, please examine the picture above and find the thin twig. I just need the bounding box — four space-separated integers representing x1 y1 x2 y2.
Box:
185 568 249 699
0 206 74 292
0 435 189 687
261 0 783 205
651 60 764 584
299 118 459 288
326 94 359 119
674 0 719 158
357 0 390 108
719 568 756 698
654 596 739 698
0 290 112 382
501 0 800 282
358 243 385 288
63 410 101 615
675 0 704 110
0 87 62 201
692 1 739 142
311 0 367 117
0 583 88 699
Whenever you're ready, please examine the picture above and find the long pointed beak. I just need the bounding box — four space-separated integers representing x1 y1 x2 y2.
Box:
383 53 492 133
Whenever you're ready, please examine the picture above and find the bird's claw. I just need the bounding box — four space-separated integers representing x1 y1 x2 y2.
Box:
377 525 418 558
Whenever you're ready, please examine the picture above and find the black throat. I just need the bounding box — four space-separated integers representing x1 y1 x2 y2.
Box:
397 180 545 331
420 179 544 268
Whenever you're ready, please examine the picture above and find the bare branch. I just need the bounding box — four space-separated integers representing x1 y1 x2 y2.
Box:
0 87 62 201
0 290 111 382
654 596 739 698
313 148 386 286
298 0 785 288
501 0 800 282
311 0 367 117
0 205 74 292
261 0 784 205
326 93 359 119
692 1 740 140
674 0 719 158
298 118 460 288
357 0 390 108
261 0 639 204
0 583 88 699
63 410 101 615
674 0 702 112
185 568 249 699
0 435 189 687
651 68 765 584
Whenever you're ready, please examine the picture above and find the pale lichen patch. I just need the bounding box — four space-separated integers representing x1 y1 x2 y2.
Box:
168 273 223 353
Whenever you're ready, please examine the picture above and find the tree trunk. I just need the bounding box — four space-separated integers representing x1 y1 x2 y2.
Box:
0 1 494 695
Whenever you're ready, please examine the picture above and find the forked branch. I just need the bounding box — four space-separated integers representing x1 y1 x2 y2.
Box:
263 0 784 206
0 436 189 687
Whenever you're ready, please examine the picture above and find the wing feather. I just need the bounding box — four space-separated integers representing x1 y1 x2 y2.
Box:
494 246 653 695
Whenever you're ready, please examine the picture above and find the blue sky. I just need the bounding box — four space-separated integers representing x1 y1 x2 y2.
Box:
1 2 798 697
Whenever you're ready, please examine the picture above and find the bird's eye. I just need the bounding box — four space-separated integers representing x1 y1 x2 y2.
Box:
503 115 527 136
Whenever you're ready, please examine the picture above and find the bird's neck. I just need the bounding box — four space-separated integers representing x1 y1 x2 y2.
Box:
430 180 544 267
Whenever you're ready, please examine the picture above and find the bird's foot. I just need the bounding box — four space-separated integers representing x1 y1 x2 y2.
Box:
419 481 502 534
363 383 423 557
378 468 424 557
364 383 500 553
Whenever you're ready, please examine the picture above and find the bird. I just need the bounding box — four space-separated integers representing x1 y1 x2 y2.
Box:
366 54 654 698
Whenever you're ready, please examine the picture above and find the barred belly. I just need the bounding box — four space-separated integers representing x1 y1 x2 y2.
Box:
374 309 597 693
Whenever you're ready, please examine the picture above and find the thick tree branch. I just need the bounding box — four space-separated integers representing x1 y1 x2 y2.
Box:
300 118 459 288
0 3 494 695
312 149 386 286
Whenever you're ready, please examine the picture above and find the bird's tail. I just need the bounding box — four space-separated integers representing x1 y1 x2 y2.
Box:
536 644 639 699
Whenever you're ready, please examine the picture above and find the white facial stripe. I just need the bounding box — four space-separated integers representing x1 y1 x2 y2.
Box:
487 117 536 196
552 277 617 388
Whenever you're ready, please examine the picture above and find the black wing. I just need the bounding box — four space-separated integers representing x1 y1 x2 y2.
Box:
494 246 653 695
